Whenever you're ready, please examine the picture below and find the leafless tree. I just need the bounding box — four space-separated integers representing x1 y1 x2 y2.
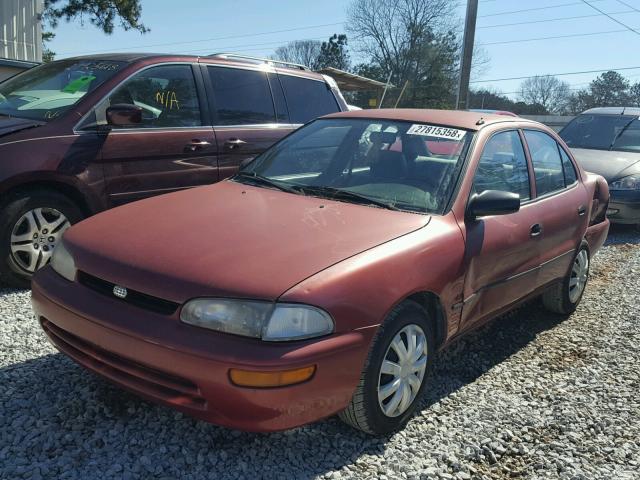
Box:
347 0 456 84
519 75 572 114
271 40 323 69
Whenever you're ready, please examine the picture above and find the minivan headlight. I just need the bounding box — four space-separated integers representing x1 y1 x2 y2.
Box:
50 240 76 281
610 175 640 190
180 299 334 341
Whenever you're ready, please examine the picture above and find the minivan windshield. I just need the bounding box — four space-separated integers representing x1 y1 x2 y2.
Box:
0 59 126 121
560 114 640 152
240 118 472 214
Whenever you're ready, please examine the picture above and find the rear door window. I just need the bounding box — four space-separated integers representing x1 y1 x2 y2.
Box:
558 146 578 185
278 74 339 124
208 66 276 125
524 130 565 196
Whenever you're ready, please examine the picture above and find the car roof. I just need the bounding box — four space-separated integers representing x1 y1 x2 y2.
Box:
323 108 533 131
61 53 328 81
582 107 640 116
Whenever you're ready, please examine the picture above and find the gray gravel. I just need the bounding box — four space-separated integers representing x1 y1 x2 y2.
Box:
1 225 639 480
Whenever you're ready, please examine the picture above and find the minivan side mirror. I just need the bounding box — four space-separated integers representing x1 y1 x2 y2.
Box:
106 104 142 127
467 190 520 219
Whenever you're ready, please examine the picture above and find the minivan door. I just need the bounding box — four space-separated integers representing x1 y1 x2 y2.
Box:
204 65 295 179
94 63 218 206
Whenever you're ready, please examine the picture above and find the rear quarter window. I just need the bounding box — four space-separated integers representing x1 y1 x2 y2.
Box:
279 75 339 124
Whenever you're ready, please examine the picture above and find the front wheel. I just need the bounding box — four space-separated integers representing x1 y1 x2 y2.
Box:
542 246 590 315
0 191 83 288
339 300 434 435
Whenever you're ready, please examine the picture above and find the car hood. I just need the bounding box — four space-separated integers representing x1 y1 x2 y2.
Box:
64 181 430 303
570 148 640 182
0 115 43 139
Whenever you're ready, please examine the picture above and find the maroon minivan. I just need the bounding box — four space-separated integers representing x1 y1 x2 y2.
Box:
0 53 347 286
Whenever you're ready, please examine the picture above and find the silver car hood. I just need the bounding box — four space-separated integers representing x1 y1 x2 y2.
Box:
570 148 640 182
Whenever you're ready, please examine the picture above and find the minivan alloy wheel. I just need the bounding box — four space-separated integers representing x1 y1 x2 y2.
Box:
10 208 70 273
569 249 589 303
378 324 428 417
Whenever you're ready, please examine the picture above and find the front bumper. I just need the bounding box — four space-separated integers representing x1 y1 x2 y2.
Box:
31 267 375 432
607 190 640 224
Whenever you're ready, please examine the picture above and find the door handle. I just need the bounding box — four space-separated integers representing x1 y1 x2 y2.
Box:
530 223 543 237
578 205 587 216
224 138 247 150
185 139 211 152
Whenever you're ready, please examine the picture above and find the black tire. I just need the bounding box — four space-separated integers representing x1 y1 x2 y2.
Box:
0 190 84 288
339 300 435 435
542 245 590 315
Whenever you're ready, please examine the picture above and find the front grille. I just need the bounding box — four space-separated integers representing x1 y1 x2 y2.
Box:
77 271 179 315
41 318 206 410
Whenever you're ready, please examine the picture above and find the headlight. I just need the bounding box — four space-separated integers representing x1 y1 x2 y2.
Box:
610 175 640 190
180 299 334 341
50 240 76 281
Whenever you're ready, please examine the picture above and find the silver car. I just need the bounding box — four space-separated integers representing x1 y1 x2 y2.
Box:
560 107 640 225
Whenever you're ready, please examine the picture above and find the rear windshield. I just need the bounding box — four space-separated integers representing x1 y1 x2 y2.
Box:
560 114 640 152
0 59 126 121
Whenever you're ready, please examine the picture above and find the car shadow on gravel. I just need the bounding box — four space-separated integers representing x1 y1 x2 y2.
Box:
605 224 640 245
0 301 570 479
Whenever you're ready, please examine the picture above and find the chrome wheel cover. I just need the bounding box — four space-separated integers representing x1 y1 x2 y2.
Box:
377 324 428 418
569 249 589 303
10 208 70 274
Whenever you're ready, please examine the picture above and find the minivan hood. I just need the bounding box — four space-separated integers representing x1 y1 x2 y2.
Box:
570 148 640 182
0 115 43 139
64 181 430 303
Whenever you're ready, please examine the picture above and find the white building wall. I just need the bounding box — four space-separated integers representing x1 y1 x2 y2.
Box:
0 0 43 63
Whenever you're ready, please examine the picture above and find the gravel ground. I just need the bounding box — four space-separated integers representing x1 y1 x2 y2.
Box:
1 225 639 480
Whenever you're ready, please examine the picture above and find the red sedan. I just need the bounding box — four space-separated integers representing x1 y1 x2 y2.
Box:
32 109 610 435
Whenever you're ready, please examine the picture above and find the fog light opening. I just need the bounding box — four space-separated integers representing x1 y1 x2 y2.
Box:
229 365 316 388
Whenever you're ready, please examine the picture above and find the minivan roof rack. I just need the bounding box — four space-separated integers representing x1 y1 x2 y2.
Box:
208 53 310 71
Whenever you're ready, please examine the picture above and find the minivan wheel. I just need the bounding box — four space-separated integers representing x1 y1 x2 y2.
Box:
542 246 590 315
339 300 434 435
0 191 83 288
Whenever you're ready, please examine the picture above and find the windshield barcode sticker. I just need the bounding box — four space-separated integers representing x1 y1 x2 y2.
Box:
407 124 466 140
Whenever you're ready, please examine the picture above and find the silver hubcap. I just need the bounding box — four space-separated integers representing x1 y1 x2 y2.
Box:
377 324 428 418
10 208 70 274
569 250 589 303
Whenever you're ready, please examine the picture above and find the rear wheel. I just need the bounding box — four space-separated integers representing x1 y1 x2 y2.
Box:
0 191 83 288
542 246 589 315
339 300 434 435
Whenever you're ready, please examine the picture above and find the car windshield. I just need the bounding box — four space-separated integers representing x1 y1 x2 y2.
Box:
560 114 640 152
240 118 472 214
0 59 126 121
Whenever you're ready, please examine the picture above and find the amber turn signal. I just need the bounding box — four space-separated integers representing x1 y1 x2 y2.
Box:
229 365 316 388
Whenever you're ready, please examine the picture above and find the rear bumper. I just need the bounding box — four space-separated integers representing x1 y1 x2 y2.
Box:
607 191 640 224
585 219 610 255
31 267 374 432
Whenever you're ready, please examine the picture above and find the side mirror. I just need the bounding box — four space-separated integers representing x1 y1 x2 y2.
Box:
106 103 142 127
467 190 520 219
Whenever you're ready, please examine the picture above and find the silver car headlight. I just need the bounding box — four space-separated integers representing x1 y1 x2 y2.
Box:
50 239 77 281
610 175 640 190
180 298 334 341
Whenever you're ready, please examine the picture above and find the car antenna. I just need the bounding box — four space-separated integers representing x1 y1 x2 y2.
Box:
476 117 485 126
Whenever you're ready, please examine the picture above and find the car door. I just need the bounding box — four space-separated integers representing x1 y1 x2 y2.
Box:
522 129 589 285
90 63 218 206
460 129 542 329
204 65 296 179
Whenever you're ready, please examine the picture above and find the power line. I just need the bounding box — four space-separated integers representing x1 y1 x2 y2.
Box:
478 28 631 46
617 0 640 13
581 0 640 35
470 65 640 83
477 10 635 29
477 0 607 18
57 21 346 56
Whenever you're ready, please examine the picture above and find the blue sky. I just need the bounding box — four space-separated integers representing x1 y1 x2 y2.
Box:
47 0 640 99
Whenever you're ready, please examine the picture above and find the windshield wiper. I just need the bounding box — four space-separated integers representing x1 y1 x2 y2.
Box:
232 171 301 195
609 117 636 150
301 185 401 211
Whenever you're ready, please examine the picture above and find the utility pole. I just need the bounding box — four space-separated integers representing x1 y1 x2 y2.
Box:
456 0 479 110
